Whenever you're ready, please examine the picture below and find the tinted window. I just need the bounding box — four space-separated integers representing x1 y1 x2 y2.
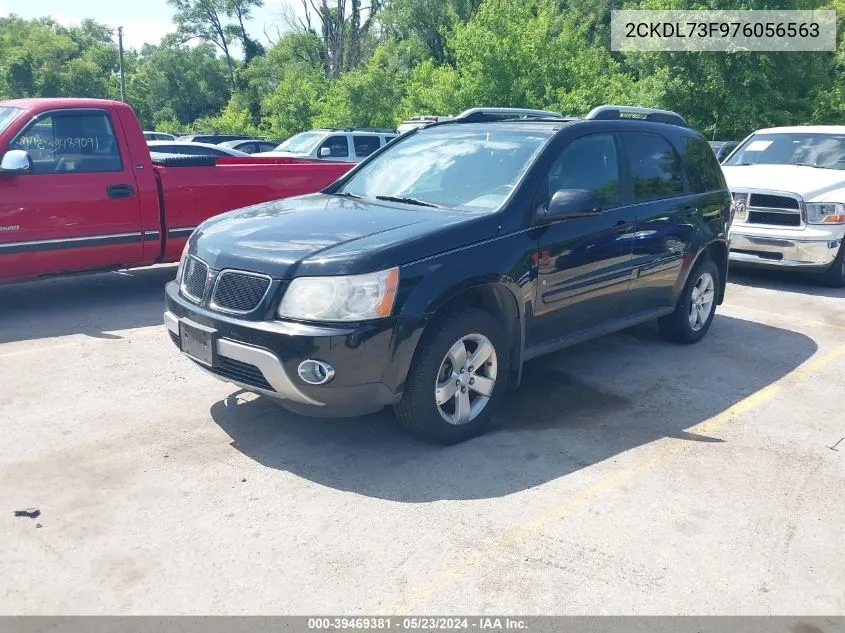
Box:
547 134 620 207
10 110 122 174
354 135 381 157
623 133 684 202
681 135 726 193
256 142 277 153
320 135 349 158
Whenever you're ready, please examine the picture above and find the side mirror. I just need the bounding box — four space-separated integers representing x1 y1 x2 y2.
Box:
319 147 332 158
542 189 602 220
0 150 33 174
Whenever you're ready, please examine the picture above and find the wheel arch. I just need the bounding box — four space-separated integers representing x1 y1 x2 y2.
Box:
681 239 729 305
392 281 526 394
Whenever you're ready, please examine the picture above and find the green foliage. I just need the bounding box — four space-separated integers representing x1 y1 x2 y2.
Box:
2 0 844 143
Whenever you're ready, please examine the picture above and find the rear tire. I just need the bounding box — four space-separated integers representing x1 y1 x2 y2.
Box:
823 243 845 288
659 258 720 344
394 308 510 444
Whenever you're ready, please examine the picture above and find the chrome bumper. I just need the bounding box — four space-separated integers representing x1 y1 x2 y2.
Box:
164 311 323 405
729 233 841 268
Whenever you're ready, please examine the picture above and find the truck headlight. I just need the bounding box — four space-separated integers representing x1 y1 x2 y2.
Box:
805 202 845 225
730 192 749 223
278 267 399 322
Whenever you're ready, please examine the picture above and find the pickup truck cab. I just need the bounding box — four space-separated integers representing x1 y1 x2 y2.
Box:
0 98 352 284
722 126 845 287
164 106 731 444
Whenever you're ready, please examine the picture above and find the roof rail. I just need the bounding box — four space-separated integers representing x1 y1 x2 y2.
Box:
337 127 397 133
454 107 567 122
584 105 688 127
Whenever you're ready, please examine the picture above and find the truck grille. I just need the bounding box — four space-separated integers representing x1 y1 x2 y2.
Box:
747 211 802 227
180 256 209 302
210 271 272 313
748 194 800 210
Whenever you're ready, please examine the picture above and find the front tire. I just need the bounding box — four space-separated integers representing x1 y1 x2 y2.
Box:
394 308 510 444
658 258 720 344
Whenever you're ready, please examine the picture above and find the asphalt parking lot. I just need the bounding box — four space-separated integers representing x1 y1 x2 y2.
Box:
1 265 843 614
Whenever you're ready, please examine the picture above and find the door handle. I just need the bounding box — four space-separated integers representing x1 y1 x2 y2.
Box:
107 184 134 199
615 220 633 233
683 206 698 218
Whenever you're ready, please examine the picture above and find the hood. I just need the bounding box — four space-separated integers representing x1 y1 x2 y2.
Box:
189 193 497 278
722 164 845 202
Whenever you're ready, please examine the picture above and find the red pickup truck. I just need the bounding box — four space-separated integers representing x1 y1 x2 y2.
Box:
0 98 353 284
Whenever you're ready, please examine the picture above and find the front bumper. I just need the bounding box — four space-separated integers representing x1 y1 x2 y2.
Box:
164 281 403 415
729 233 842 269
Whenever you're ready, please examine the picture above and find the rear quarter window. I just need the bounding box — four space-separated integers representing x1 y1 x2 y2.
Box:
681 135 727 193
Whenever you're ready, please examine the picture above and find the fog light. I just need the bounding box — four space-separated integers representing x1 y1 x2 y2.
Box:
297 359 335 385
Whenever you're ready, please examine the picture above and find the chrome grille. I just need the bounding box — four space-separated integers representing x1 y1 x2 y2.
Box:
210 271 271 313
180 256 208 302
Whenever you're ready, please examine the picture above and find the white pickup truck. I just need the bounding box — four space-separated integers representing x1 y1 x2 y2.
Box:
722 126 845 287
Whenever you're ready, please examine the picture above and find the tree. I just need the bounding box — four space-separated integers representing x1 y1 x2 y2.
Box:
168 0 237 85
226 0 266 62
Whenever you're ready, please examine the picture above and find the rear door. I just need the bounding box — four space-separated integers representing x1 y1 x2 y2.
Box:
352 135 381 160
0 108 143 281
621 131 694 311
530 132 637 344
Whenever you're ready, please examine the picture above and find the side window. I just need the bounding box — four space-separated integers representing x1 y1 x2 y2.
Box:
320 135 350 158
681 135 726 193
354 135 381 157
547 134 620 207
10 110 122 174
623 132 684 202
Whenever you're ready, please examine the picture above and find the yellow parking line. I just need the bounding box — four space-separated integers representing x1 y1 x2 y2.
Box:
380 340 845 613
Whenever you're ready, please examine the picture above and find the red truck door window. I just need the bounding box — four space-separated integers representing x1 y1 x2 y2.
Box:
0 109 144 281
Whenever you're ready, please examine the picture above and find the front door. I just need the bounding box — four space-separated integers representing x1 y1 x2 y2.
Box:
0 108 143 282
530 133 636 345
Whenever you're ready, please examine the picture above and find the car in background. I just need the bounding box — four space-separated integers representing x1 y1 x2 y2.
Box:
257 128 399 163
146 141 249 157
218 139 279 154
397 116 454 134
722 126 845 287
709 140 739 162
177 134 258 144
144 131 176 141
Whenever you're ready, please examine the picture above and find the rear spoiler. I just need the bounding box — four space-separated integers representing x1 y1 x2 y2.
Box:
583 105 689 128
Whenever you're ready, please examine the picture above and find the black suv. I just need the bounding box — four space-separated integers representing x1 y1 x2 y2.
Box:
164 105 731 444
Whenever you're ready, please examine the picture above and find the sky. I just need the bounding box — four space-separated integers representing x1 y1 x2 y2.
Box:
0 0 300 50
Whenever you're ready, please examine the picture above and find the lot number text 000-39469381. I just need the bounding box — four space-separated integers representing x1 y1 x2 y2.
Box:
610 9 836 51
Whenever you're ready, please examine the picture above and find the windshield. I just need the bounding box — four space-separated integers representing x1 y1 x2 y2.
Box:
0 107 23 136
274 131 325 154
337 127 552 211
724 132 845 170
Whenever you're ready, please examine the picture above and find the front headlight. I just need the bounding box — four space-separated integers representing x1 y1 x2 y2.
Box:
805 202 845 225
278 267 399 322
175 241 190 283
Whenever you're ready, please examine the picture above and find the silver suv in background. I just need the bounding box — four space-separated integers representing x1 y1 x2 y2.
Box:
257 128 399 162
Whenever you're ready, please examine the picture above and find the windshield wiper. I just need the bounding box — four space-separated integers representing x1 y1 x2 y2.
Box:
794 162 828 169
375 195 441 208
334 191 363 199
